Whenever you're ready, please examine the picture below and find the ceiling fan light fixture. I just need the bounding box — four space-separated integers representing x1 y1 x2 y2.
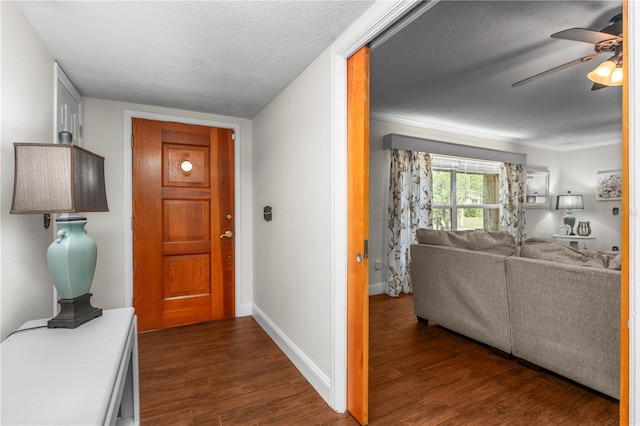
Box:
611 67 624 84
587 59 622 86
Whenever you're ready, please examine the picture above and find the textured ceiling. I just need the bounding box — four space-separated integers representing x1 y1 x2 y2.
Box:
371 1 623 150
16 0 374 118
15 0 623 150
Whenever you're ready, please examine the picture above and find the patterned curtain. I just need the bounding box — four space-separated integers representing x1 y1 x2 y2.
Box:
483 174 500 231
387 150 432 296
500 162 526 244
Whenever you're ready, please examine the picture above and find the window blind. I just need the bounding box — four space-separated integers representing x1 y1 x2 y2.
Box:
431 154 501 174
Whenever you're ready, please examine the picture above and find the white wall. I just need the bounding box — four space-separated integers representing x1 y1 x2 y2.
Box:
0 1 56 340
556 145 622 252
252 49 334 394
369 118 622 289
81 98 254 313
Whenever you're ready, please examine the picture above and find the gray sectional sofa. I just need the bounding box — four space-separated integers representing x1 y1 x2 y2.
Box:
410 229 621 399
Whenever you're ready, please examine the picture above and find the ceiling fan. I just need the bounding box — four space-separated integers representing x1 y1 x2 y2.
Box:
512 13 623 90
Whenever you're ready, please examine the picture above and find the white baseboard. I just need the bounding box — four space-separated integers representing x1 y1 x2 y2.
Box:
369 281 387 296
252 305 331 404
235 303 252 317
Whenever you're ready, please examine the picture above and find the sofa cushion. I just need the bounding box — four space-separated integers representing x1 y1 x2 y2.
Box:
415 229 517 256
519 238 609 268
606 253 622 270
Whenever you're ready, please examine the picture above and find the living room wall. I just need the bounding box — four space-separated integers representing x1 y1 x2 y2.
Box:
369 118 622 293
528 144 622 252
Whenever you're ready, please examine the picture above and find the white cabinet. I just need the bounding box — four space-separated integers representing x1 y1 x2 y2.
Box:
54 63 82 144
1 308 139 425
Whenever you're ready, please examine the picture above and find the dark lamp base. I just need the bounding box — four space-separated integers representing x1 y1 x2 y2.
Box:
48 293 102 329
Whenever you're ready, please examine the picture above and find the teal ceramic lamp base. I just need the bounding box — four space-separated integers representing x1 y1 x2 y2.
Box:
47 217 102 329
563 209 576 235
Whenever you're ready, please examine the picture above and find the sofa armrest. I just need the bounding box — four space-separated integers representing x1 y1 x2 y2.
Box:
410 244 512 353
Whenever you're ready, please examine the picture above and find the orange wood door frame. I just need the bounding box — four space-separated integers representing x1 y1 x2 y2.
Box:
620 1 629 423
347 46 370 425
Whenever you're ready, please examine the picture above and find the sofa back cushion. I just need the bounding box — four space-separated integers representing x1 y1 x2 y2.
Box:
519 237 609 268
415 229 517 256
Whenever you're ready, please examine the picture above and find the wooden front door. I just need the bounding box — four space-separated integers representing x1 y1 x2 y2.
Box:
133 118 235 332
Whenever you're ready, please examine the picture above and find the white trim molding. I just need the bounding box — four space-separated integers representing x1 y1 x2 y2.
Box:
329 52 348 412
122 110 245 317
627 2 639 424
252 305 331 403
369 282 387 296
331 0 428 58
371 112 621 152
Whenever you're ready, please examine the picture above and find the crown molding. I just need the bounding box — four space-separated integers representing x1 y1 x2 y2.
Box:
371 112 621 152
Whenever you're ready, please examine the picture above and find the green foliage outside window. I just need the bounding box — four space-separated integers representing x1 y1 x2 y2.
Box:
456 173 486 205
432 168 500 231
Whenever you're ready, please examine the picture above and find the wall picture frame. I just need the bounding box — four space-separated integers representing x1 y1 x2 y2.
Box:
596 169 622 201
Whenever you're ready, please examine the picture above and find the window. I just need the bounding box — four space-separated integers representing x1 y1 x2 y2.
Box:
431 155 501 231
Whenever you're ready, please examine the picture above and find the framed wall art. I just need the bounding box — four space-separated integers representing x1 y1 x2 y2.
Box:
596 169 622 201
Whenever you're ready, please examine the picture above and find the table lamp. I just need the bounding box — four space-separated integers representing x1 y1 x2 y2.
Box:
555 191 583 235
11 142 109 328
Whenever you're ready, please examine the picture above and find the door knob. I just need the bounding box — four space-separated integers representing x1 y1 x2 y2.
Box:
220 231 233 239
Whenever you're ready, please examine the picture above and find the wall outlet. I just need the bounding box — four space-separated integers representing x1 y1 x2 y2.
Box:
374 260 382 270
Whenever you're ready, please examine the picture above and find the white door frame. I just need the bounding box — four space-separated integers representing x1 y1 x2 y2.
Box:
326 0 424 412
626 1 639 422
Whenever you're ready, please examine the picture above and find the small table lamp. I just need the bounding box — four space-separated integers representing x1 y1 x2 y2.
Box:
556 191 583 235
11 143 109 328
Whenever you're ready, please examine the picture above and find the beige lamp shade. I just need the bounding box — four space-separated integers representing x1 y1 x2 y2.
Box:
556 193 584 210
11 143 109 214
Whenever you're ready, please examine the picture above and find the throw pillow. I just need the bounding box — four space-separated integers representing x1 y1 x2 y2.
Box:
606 253 622 270
519 237 609 268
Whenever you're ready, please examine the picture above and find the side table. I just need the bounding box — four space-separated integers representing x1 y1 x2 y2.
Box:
1 307 139 425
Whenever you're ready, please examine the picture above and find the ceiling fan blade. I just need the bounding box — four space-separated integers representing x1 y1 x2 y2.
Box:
591 82 608 91
601 13 623 36
551 28 621 45
512 53 600 87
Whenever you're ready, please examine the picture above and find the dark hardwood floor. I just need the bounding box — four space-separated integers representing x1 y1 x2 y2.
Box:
138 294 619 425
